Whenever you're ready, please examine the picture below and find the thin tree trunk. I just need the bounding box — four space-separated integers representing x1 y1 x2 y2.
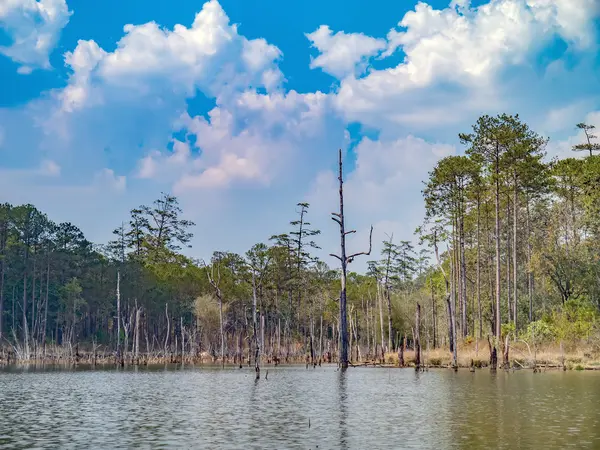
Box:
164 303 170 355
476 195 482 341
506 196 512 325
377 282 385 359
460 204 468 338
330 149 372 370
252 271 260 379
494 150 502 348
117 271 121 358
526 195 534 323
430 275 437 349
513 176 518 333
415 303 421 371
134 305 141 362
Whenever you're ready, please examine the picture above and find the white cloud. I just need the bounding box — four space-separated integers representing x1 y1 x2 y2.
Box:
333 0 600 132
57 0 282 115
2 0 599 268
0 0 71 72
306 25 386 78
136 89 339 191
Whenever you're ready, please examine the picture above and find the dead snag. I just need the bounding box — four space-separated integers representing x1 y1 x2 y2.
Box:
415 303 421 371
330 149 373 370
503 334 510 369
203 258 225 369
488 335 497 371
398 336 405 367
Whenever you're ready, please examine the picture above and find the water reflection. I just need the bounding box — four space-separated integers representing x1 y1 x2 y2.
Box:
1 366 600 449
337 370 349 450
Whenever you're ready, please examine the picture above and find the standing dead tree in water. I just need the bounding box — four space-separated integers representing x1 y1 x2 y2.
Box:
415 303 421 371
246 244 271 380
330 149 373 370
203 257 225 368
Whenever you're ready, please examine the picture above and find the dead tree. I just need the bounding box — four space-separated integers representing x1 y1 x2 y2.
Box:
116 270 121 362
330 149 373 370
252 270 261 379
415 303 421 371
134 301 141 364
204 259 225 368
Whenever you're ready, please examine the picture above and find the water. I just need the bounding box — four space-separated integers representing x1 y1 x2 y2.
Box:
1 365 599 449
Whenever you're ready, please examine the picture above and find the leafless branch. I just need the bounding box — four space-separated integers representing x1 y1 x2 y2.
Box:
346 225 373 263
329 253 343 262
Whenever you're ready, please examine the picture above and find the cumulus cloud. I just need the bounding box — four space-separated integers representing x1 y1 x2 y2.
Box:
57 0 282 114
331 0 600 133
136 89 340 191
2 0 599 266
0 0 71 72
306 25 386 78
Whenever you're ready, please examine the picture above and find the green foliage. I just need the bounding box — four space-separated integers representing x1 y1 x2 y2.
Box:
523 320 553 345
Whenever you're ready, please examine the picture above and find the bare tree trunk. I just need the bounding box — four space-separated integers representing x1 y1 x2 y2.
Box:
503 333 510 369
117 271 121 359
261 314 265 359
476 196 482 342
330 149 372 370
513 177 518 334
415 303 422 371
506 196 512 325
430 276 437 349
377 282 385 358
134 305 141 363
494 151 502 352
398 335 405 367
252 271 260 379
459 212 468 338
386 288 393 353
43 255 49 357
526 197 534 322
319 312 323 363
164 303 170 356
180 317 185 362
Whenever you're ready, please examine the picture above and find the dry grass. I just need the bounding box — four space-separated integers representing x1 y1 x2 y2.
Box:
378 340 600 370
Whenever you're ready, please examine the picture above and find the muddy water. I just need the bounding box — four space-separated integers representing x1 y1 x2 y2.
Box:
1 365 599 449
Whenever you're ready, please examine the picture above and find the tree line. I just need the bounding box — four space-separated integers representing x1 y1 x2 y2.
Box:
1 114 599 370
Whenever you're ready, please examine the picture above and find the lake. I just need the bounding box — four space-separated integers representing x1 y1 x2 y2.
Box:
1 365 599 449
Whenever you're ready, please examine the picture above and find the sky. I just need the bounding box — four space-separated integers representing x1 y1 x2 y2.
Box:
1 0 599 271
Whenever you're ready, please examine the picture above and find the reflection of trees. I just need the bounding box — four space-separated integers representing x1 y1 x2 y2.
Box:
338 370 348 450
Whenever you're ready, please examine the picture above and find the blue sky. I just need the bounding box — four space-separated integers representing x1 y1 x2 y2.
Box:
1 0 599 270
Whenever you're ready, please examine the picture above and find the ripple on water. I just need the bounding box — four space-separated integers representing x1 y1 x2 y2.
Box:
1 366 600 449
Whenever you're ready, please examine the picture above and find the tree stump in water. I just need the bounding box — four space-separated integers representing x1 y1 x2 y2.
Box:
502 335 510 370
398 338 405 368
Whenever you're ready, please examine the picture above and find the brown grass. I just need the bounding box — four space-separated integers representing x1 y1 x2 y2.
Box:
378 340 600 370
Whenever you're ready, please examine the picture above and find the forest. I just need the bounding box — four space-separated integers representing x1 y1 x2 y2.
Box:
1 114 599 372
